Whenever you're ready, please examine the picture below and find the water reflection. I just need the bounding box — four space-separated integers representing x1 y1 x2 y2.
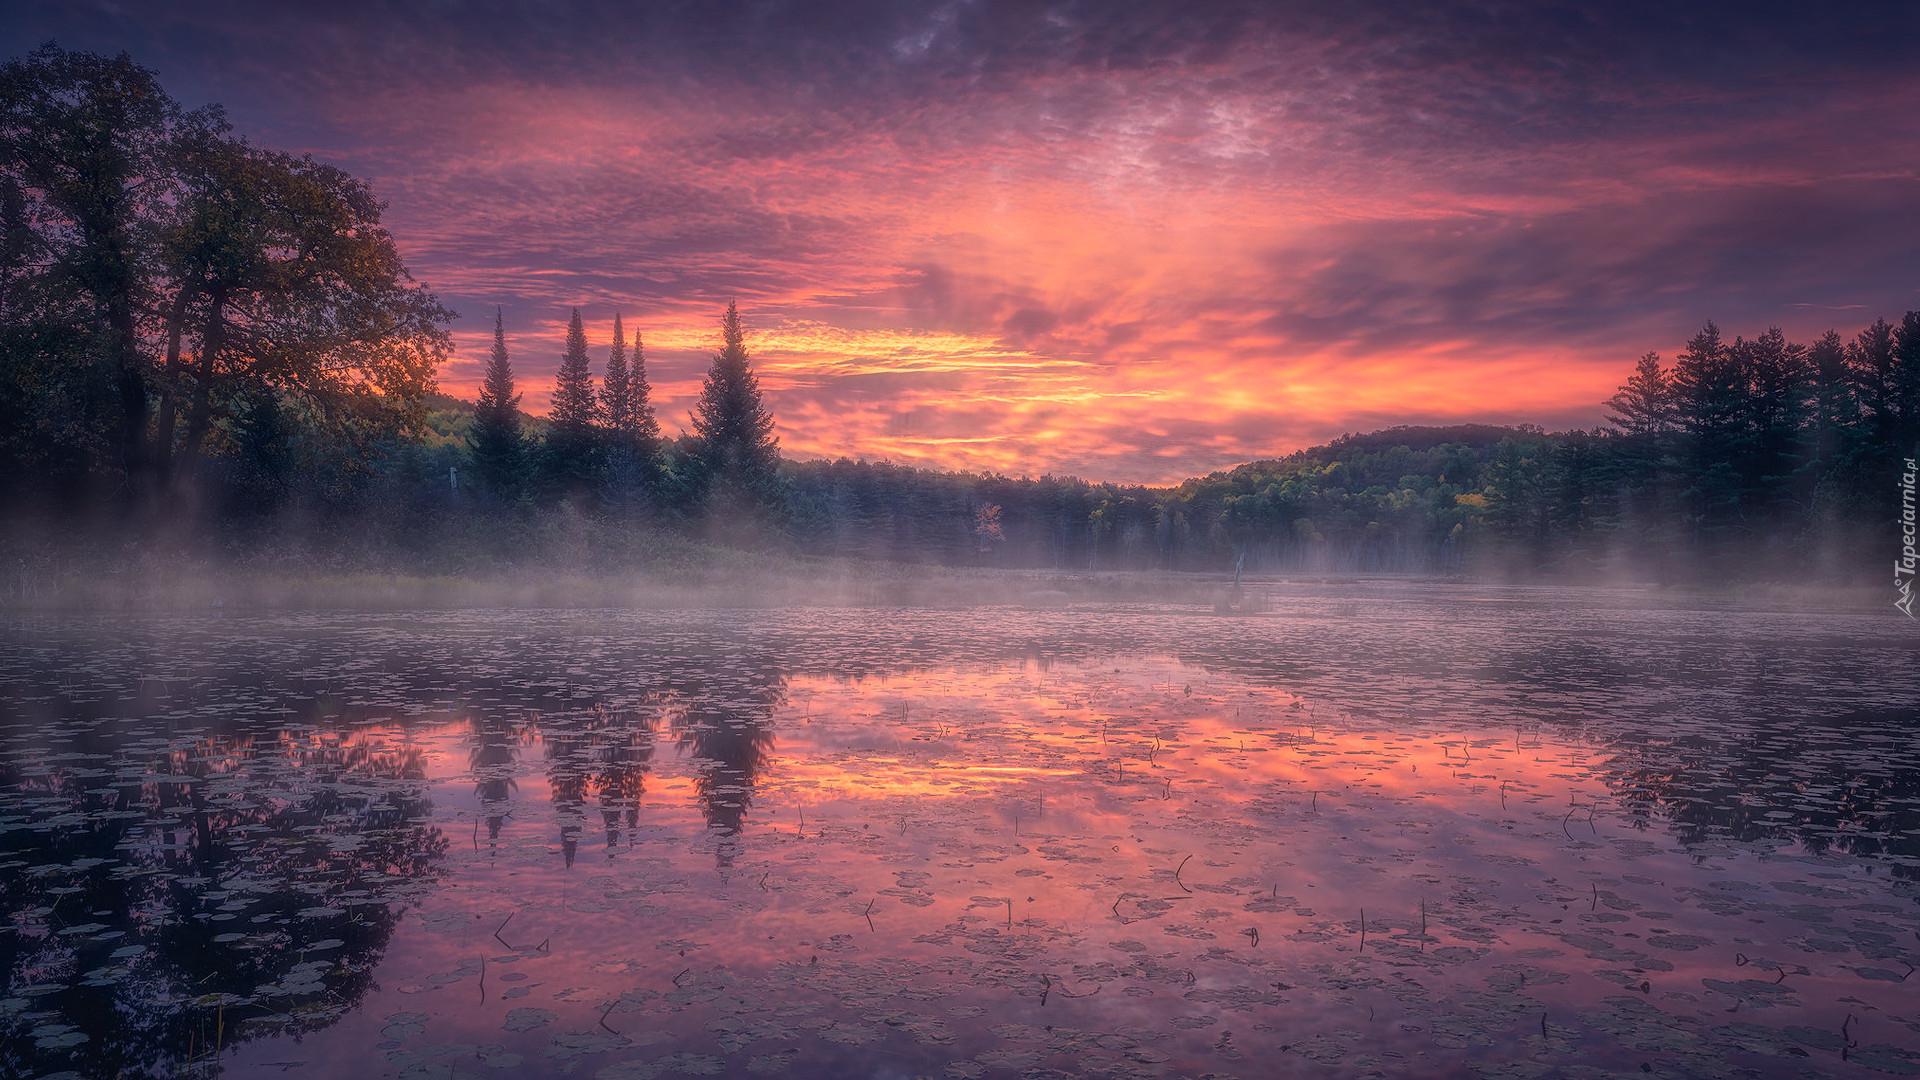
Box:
469 712 520 849
541 705 665 866
0 726 440 1079
671 675 783 866
0 598 1915 1080
1602 706 1920 868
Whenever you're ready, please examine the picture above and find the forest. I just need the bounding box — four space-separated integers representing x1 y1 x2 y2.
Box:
4 45 1918 588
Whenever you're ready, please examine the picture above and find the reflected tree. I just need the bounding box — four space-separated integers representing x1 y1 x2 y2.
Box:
0 725 446 1079
668 670 784 868
468 712 522 855
543 703 660 865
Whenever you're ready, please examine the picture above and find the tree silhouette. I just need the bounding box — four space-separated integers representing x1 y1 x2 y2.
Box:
146 135 451 501
469 310 525 495
686 301 783 533
628 331 661 453
0 45 190 499
601 314 634 441
1605 352 1676 438
541 307 602 498
599 314 662 507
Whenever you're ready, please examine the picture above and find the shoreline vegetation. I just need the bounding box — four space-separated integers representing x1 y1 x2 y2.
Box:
5 46 1918 604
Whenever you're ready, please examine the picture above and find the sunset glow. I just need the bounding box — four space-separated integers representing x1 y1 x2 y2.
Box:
12 2 1918 481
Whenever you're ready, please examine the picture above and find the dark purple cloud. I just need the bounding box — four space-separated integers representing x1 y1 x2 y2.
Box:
4 0 1916 481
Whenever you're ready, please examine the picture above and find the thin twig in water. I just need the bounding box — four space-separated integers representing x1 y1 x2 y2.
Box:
494 911 514 949
1174 854 1193 893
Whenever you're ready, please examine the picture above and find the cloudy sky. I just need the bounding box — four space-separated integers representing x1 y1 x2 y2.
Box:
6 1 1917 482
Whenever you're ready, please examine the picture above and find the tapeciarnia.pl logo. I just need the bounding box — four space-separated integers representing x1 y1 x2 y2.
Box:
1899 457 1917 618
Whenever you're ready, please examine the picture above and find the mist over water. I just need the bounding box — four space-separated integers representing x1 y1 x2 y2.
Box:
2 586 1917 1079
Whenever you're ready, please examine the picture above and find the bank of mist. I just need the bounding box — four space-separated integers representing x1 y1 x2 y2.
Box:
2 396 1913 613
8 331 1920 609
4 46 1918 608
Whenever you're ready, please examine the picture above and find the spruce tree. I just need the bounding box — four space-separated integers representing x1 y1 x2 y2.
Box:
1739 326 1812 545
600 316 662 461
601 313 632 438
629 330 661 458
542 307 602 497
1669 321 1752 556
598 312 664 508
1605 352 1676 438
469 309 525 494
550 308 599 433
1808 330 1853 469
687 301 783 526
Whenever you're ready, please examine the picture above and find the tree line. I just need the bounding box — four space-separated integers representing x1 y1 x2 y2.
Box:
461 300 784 537
5 44 1917 583
0 44 785 548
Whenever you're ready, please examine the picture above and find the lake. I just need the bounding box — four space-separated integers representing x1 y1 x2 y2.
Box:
3 583 1918 1079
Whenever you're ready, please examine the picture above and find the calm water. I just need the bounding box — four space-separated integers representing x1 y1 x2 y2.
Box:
2 585 1918 1079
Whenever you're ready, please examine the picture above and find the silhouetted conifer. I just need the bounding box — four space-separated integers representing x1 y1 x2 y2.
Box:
629 330 661 455
601 313 633 438
542 307 603 497
686 301 783 530
469 309 524 494
599 313 664 508
1605 352 1676 438
549 308 599 434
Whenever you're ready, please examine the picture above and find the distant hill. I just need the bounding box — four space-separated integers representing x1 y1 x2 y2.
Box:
1323 423 1545 455
418 393 546 445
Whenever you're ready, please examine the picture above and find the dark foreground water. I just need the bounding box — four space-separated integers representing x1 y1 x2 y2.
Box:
2 584 1918 1080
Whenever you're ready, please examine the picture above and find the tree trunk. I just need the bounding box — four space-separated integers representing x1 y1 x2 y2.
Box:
174 286 228 489
150 283 197 492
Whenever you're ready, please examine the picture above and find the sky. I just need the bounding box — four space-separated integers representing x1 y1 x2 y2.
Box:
5 0 1918 483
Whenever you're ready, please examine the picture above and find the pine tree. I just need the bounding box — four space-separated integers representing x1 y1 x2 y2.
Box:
1807 330 1854 476
597 312 665 508
549 307 599 435
1886 312 1920 454
594 315 662 470
1668 321 1749 554
601 313 632 438
1605 352 1676 438
630 330 661 456
1841 314 1920 518
542 307 602 497
1738 326 1812 544
469 309 524 494
686 301 783 526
